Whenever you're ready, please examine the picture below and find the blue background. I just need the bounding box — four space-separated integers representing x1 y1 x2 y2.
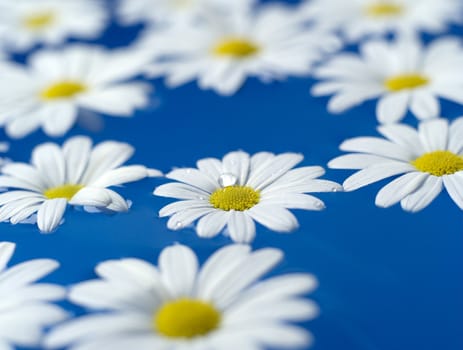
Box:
3 1 463 349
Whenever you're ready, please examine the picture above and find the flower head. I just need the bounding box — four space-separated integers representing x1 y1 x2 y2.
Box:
312 37 463 124
0 45 153 138
45 244 318 350
329 117 463 212
154 151 341 243
0 0 108 51
0 136 160 233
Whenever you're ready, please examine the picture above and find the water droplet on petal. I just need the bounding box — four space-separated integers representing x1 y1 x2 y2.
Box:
175 221 184 229
219 173 238 187
315 201 325 209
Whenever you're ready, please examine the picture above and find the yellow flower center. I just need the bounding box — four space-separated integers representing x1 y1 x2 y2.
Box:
412 150 463 176
209 186 260 211
23 12 55 30
213 38 259 58
154 298 221 338
40 81 87 100
385 74 429 92
365 3 403 17
44 184 83 201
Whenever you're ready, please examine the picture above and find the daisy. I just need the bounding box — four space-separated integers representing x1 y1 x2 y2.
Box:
142 4 340 96
45 244 318 350
117 0 254 26
329 117 463 212
0 0 108 51
311 37 463 124
0 136 160 233
301 0 463 41
154 151 341 243
0 241 67 349
0 44 153 138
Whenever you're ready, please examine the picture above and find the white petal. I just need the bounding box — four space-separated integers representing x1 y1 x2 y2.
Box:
159 200 211 217
37 199 67 233
227 212 256 243
42 103 78 137
166 207 214 230
443 174 463 209
418 119 449 152
448 117 463 154
262 193 326 210
0 259 59 291
1 163 48 190
63 136 92 184
154 183 209 200
247 205 299 232
410 90 440 120
401 176 443 212
328 154 391 169
375 172 428 208
166 168 218 193
104 190 130 212
0 243 15 272
376 92 410 124
159 245 198 298
69 187 112 208
340 137 414 161
222 151 251 186
377 123 423 156
89 166 147 187
32 143 65 188
343 162 415 191
196 211 229 238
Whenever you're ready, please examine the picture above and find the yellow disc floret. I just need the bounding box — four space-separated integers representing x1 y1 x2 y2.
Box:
213 38 259 58
209 186 260 211
365 3 403 17
154 298 221 338
41 81 86 100
23 12 55 30
385 74 429 92
44 184 83 201
412 150 463 176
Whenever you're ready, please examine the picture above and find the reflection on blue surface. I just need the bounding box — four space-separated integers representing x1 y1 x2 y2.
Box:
4 2 463 350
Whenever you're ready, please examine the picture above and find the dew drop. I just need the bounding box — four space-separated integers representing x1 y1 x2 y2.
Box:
175 221 184 229
219 173 238 187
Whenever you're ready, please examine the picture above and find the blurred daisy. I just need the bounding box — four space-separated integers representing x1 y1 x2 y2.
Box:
312 37 463 124
45 244 318 350
329 118 463 212
0 45 153 138
0 0 107 51
143 4 340 95
301 0 463 41
0 136 159 233
117 0 254 26
154 151 341 243
0 241 67 348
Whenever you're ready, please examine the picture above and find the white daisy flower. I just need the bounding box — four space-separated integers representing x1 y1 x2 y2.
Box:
142 4 340 96
45 244 318 350
311 37 463 124
329 117 463 212
0 241 67 349
0 0 108 51
0 44 153 138
154 151 342 243
117 0 254 26
0 136 160 233
301 0 463 41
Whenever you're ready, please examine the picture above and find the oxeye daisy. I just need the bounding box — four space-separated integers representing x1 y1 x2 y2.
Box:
0 45 153 138
45 244 318 350
154 151 341 243
301 0 463 41
311 37 463 124
329 117 463 212
117 0 254 26
0 0 107 51
142 4 340 96
0 241 67 348
0 136 160 233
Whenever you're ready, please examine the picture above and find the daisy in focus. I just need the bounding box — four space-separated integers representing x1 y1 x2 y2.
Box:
0 0 107 51
301 0 463 41
117 0 254 26
142 4 340 95
0 241 67 349
154 151 342 243
45 244 318 350
0 45 153 138
311 37 463 124
329 117 463 212
0 136 160 233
